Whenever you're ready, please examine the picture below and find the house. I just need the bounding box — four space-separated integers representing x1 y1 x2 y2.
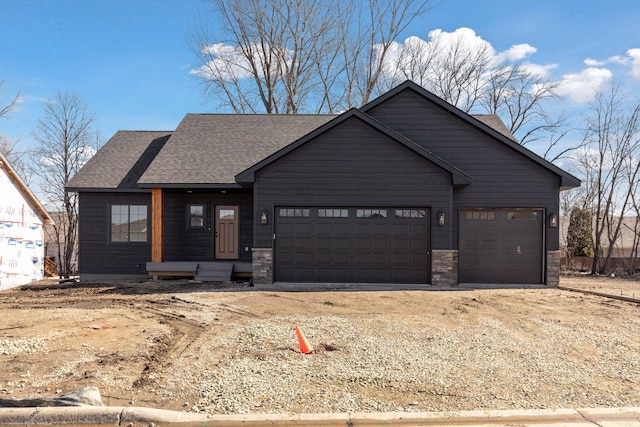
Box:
66 81 580 286
0 152 53 290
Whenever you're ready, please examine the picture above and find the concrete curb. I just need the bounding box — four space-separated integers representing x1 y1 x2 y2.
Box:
0 406 640 426
0 406 209 426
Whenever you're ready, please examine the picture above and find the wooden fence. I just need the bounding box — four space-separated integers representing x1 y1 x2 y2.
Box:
562 256 640 274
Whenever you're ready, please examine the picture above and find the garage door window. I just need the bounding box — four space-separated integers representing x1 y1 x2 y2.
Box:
395 209 426 218
279 208 310 217
465 211 495 221
318 208 349 218
357 208 387 218
507 211 538 220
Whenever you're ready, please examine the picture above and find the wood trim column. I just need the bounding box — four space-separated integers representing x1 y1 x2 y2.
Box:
151 188 164 262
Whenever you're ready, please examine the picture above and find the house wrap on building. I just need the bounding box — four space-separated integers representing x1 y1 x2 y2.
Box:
67 81 580 286
0 152 53 290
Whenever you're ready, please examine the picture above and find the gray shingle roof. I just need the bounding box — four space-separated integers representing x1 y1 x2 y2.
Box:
472 114 517 141
137 114 335 186
66 131 172 190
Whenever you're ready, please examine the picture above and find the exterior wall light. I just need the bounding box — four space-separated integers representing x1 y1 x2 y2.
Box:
549 213 558 228
437 211 445 226
261 210 268 225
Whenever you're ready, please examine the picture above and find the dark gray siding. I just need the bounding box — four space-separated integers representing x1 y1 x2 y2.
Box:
253 117 452 249
78 192 151 275
163 191 253 262
367 90 560 251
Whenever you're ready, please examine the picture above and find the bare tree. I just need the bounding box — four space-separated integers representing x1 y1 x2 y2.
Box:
192 0 430 113
480 63 571 148
0 136 32 184
0 81 31 181
379 32 571 156
579 85 640 274
31 92 102 278
0 80 20 120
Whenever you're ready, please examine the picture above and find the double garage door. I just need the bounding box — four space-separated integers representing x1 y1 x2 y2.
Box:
459 209 544 284
275 207 430 283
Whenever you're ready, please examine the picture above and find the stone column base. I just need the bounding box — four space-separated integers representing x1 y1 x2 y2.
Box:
252 248 273 284
432 250 458 286
546 250 561 287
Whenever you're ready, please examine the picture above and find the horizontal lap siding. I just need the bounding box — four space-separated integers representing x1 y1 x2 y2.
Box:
254 117 452 249
163 191 253 262
78 192 151 275
368 91 560 251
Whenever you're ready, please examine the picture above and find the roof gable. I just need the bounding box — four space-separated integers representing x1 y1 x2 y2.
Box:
0 152 52 225
235 109 472 186
362 80 580 189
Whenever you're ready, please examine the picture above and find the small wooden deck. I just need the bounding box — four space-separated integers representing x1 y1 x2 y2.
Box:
146 261 252 282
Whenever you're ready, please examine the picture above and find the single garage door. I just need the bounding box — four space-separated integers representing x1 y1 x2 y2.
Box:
275 207 430 283
459 209 543 284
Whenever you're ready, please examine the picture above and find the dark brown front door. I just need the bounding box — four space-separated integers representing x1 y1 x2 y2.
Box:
215 206 238 259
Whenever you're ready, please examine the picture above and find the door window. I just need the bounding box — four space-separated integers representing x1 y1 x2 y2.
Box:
218 209 235 220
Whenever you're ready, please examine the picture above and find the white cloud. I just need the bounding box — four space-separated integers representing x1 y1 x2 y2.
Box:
555 68 613 103
582 50 640 80
608 55 629 65
628 48 640 79
584 58 605 67
522 62 557 78
192 43 262 81
428 27 495 55
380 28 555 80
497 43 537 62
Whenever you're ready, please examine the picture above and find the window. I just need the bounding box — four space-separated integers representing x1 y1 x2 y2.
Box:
188 204 205 228
318 208 349 218
507 210 538 221
394 209 426 218
111 204 148 242
218 209 236 220
279 208 310 217
465 211 495 221
357 208 387 218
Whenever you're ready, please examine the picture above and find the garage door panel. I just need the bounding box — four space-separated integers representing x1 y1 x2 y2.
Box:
276 207 430 283
459 208 543 284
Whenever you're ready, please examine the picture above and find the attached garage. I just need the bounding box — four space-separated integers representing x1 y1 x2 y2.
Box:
275 207 430 283
459 209 544 284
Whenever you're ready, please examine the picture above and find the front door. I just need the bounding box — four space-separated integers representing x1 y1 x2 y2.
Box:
215 206 238 259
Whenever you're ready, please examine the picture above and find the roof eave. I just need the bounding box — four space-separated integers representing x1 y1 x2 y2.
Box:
66 186 152 193
136 182 244 189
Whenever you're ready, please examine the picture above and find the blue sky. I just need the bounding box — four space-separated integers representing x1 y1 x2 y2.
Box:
1 0 639 157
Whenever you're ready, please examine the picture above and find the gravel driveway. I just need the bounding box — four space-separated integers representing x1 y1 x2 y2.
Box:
1 277 639 415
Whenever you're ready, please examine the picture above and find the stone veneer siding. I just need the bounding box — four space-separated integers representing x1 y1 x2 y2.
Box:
252 248 273 284
546 250 561 287
432 250 458 286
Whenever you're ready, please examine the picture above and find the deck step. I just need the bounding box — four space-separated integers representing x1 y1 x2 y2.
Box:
194 262 233 282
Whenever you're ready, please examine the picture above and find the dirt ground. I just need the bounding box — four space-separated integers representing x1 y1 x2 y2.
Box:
1 276 640 414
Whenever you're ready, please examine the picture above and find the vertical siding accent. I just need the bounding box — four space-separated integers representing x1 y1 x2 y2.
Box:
151 188 163 262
